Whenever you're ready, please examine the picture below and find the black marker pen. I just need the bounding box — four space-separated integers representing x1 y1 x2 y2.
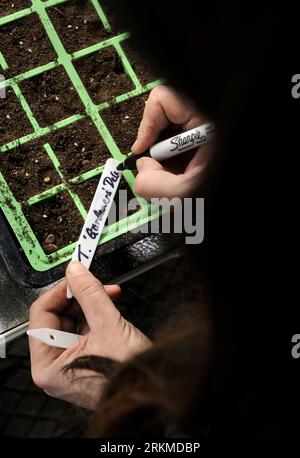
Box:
117 122 215 171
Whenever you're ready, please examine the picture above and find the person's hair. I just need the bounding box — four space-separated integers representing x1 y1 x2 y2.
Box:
68 1 298 437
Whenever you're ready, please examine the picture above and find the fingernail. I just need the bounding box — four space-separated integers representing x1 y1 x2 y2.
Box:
136 157 145 171
131 140 138 152
67 261 86 275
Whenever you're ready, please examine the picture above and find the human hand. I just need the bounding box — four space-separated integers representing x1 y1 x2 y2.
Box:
28 262 151 410
132 85 214 199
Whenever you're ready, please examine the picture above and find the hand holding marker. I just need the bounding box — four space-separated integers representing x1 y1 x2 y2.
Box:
28 122 215 349
67 121 215 299
117 122 215 171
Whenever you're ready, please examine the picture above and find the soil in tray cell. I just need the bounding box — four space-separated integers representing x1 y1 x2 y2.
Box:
0 140 61 202
74 47 134 105
48 0 110 54
48 118 111 179
122 40 159 87
0 0 31 18
23 192 83 254
0 13 57 78
20 66 84 127
101 93 148 153
0 87 33 147
74 176 140 223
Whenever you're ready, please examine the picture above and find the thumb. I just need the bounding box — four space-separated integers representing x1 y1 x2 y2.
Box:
66 262 120 327
136 156 164 173
134 157 186 199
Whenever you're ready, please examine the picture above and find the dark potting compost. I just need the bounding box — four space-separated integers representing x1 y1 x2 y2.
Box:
19 66 84 127
101 94 148 153
0 0 164 285
122 40 159 87
0 140 61 201
47 0 111 54
0 1 31 19
48 118 111 179
0 87 33 147
0 13 57 78
74 47 134 105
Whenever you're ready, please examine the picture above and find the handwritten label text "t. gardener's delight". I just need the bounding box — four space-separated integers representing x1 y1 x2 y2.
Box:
84 171 119 243
67 159 122 299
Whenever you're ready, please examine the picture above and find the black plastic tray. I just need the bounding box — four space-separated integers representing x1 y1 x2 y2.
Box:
0 209 184 288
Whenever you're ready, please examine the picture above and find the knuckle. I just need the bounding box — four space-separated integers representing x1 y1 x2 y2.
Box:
31 368 47 390
150 84 167 103
28 300 39 320
141 118 154 134
79 277 103 299
141 116 163 138
134 173 147 196
178 178 194 198
28 306 34 321
31 368 62 399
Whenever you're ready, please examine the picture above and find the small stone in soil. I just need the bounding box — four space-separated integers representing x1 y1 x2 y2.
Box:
43 243 58 254
23 193 83 252
0 140 61 201
44 234 56 244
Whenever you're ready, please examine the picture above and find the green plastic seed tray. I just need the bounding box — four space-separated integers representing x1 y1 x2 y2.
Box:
0 0 162 284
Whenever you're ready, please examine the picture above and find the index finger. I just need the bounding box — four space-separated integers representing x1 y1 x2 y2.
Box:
28 280 68 366
66 262 120 327
132 85 200 154
29 279 70 330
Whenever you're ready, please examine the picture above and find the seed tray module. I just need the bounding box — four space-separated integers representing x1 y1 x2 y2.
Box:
0 0 162 275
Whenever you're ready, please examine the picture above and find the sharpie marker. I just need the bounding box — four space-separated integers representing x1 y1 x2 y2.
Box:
117 122 215 171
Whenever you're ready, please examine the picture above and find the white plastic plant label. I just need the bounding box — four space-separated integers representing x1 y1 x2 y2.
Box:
67 158 122 299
